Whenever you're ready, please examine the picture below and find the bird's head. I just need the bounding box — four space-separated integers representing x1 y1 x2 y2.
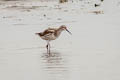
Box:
59 25 72 35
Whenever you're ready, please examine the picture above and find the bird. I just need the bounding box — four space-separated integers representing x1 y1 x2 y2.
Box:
35 25 72 55
100 0 104 2
94 4 101 7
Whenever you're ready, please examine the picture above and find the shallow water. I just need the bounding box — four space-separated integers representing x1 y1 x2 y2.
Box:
0 47 71 80
0 44 120 80
0 0 120 80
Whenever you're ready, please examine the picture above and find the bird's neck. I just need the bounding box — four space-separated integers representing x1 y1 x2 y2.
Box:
55 28 64 37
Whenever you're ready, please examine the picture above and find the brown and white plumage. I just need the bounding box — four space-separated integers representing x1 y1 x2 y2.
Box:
35 25 71 54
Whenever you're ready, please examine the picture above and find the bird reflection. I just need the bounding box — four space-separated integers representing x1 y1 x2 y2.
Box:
41 51 68 73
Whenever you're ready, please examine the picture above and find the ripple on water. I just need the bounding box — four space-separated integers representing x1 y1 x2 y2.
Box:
40 51 70 80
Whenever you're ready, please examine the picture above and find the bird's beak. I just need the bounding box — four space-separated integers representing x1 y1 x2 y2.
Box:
66 29 72 35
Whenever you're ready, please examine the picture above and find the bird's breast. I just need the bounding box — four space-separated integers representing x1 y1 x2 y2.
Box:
41 33 57 40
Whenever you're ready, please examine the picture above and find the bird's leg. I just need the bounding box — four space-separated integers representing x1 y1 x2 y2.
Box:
46 44 49 54
48 42 50 54
47 41 50 55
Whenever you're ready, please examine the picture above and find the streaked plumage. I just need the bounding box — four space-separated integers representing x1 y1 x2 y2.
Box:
35 25 72 55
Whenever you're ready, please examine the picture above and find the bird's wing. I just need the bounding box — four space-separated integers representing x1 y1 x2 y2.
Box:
43 29 55 36
48 27 57 30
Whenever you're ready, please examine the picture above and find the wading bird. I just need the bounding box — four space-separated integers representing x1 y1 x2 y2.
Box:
35 25 72 54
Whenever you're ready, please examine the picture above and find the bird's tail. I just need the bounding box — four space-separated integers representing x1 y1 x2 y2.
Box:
35 33 39 35
35 32 43 36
